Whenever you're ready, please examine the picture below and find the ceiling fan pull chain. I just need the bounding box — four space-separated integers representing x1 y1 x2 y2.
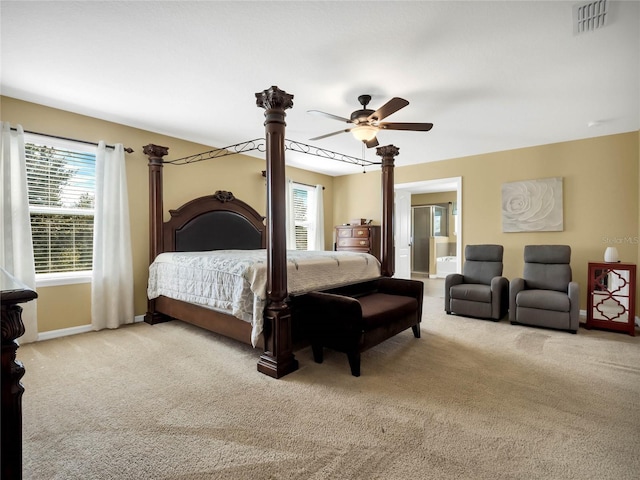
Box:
362 143 367 174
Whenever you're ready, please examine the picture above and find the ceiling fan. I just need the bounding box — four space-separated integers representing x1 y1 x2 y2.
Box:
307 95 433 148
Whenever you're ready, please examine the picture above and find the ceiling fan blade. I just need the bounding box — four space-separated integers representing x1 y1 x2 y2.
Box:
307 110 351 123
368 97 409 122
379 122 434 132
309 129 351 141
365 137 379 148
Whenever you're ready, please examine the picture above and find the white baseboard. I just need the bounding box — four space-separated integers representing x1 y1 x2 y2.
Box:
36 315 146 342
37 324 93 341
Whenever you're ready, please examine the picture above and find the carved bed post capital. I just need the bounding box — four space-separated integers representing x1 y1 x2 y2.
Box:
143 144 169 162
377 145 398 277
376 144 400 164
255 86 294 112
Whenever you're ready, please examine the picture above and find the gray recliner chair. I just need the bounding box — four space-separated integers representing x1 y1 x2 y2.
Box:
509 245 579 333
445 244 508 321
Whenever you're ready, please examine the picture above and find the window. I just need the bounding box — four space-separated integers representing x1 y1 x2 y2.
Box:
290 183 319 250
24 135 96 282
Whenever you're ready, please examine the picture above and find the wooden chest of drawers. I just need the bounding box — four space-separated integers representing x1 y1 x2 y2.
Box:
335 225 381 261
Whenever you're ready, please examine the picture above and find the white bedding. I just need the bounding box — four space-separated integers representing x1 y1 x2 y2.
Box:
147 249 381 346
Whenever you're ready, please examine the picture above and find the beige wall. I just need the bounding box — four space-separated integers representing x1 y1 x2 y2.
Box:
1 97 334 333
411 191 456 206
334 132 640 311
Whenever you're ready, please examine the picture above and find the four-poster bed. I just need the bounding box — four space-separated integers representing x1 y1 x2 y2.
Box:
143 86 401 378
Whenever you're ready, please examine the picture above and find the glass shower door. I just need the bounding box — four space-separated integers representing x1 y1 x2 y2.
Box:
411 206 430 274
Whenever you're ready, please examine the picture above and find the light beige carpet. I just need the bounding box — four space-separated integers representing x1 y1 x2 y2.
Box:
19 293 640 479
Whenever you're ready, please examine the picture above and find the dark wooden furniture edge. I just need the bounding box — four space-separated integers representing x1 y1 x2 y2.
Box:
153 296 264 348
2 268 38 480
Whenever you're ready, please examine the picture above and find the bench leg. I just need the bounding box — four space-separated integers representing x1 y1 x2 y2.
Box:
311 343 324 363
347 351 361 377
411 324 421 338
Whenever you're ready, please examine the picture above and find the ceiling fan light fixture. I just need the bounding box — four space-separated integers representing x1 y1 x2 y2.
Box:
308 95 432 145
352 125 378 142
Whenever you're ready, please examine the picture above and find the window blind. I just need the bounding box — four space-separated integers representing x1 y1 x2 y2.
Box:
292 186 310 250
25 141 96 274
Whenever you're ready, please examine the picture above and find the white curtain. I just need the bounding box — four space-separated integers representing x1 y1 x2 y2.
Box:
91 142 134 330
285 178 296 249
0 122 38 342
311 184 325 250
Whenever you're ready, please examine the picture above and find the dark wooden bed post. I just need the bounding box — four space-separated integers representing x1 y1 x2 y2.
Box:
143 143 169 324
255 86 299 378
377 145 399 278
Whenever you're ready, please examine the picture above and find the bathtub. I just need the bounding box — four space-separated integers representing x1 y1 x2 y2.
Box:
436 256 457 278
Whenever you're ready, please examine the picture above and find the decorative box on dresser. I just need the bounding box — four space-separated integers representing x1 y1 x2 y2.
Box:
586 262 636 336
335 225 381 261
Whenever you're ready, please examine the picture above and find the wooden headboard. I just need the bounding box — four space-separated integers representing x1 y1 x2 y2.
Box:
162 190 266 252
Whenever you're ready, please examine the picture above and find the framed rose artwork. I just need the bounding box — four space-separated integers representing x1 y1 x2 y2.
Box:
501 177 563 232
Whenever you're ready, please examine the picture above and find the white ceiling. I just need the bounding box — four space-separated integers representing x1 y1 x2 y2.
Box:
1 1 638 176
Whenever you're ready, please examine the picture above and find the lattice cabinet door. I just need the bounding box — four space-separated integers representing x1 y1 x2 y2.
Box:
586 262 636 336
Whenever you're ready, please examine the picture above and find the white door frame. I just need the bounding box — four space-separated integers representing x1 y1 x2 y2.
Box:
394 177 462 276
394 189 412 279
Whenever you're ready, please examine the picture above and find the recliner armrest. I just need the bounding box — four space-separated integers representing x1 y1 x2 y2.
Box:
568 281 580 331
491 276 508 291
509 277 525 322
491 276 509 319
445 273 464 289
445 273 464 312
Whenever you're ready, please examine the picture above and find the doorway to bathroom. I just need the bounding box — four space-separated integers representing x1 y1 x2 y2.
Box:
411 204 449 275
394 177 461 280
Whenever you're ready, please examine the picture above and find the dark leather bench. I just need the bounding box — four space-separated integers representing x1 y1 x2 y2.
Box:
301 277 424 376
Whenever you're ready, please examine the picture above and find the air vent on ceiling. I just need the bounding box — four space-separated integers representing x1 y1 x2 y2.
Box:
573 0 608 34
